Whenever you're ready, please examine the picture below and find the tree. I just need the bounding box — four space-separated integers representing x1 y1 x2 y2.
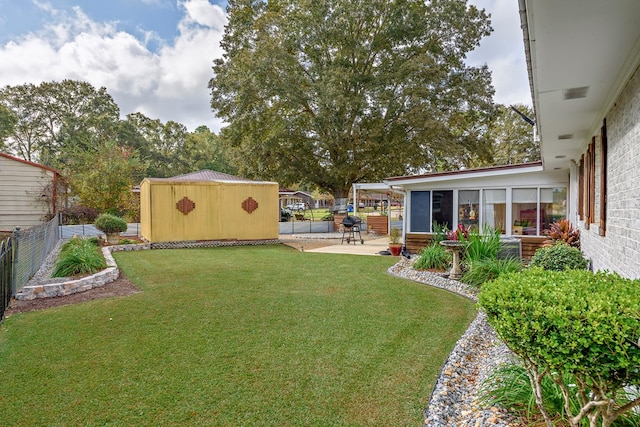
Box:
0 80 120 167
69 140 143 216
124 113 190 178
184 126 237 175
488 104 540 165
210 0 495 198
0 103 17 149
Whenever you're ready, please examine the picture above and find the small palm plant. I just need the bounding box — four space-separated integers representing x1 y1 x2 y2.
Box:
543 219 580 248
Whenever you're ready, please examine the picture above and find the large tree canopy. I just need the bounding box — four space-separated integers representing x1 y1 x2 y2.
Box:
0 80 230 216
210 0 495 197
488 104 539 165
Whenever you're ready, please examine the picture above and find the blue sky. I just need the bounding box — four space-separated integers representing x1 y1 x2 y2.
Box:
0 0 530 133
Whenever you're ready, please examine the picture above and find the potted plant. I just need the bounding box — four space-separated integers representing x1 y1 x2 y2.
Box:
94 213 127 245
388 227 403 256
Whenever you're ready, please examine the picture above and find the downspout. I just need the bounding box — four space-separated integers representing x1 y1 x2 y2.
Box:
52 172 58 215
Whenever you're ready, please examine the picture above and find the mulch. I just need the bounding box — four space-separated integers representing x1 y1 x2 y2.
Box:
4 272 141 316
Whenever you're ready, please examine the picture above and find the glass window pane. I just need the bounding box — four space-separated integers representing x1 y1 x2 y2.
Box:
482 189 506 234
410 191 431 232
512 188 538 235
458 190 479 231
541 187 567 231
432 190 453 231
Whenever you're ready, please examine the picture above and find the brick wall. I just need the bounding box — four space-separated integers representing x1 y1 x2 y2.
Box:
580 64 640 278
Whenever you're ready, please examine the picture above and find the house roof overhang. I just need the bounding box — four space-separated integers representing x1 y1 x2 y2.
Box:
519 0 640 171
0 152 62 176
384 162 544 186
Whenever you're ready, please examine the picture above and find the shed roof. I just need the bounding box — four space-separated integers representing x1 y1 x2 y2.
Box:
144 170 276 185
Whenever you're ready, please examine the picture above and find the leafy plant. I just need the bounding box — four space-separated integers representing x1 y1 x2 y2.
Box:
479 363 640 427
52 238 106 277
118 238 139 245
431 221 449 245
479 268 640 427
478 363 568 424
543 219 580 248
389 227 401 244
529 241 587 271
445 223 469 241
461 257 522 287
413 243 451 271
94 213 127 234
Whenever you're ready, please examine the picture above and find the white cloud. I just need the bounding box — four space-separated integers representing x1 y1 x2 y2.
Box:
180 0 226 29
467 0 531 106
0 0 227 132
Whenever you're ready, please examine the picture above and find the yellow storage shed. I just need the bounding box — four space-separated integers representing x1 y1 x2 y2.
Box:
140 170 279 243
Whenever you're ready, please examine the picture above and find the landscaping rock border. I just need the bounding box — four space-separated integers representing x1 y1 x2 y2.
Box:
388 258 519 427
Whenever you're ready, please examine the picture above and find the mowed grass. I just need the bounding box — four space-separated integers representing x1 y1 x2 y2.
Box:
0 245 476 426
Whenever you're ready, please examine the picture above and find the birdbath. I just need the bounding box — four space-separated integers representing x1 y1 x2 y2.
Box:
440 240 466 280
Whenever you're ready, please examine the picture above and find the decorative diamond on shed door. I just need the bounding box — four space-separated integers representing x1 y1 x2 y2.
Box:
242 197 259 214
176 196 196 215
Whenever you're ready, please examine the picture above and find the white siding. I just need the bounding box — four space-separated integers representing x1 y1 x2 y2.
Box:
0 155 55 231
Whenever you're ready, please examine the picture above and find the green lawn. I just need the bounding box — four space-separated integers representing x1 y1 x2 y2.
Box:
0 245 476 426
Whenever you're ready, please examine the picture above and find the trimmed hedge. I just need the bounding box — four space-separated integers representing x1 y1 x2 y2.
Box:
94 213 127 234
479 268 640 426
529 241 588 271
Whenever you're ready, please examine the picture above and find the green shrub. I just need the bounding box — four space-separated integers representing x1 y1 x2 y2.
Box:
117 238 138 245
94 213 127 234
478 268 640 427
413 243 451 271
529 241 587 271
461 257 522 287
53 238 107 277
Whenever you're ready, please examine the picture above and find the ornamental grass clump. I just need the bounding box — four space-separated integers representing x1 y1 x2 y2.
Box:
413 243 451 271
52 237 106 277
529 241 588 271
479 268 640 427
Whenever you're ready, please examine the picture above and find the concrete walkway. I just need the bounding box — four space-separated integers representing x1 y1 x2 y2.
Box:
281 233 396 256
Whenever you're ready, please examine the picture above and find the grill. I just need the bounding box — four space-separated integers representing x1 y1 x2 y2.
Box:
341 216 364 245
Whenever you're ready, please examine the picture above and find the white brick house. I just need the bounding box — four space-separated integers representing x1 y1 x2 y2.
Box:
520 0 640 278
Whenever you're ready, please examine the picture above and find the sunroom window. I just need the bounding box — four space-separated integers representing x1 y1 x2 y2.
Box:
482 189 506 234
512 188 538 235
458 190 479 231
541 187 567 231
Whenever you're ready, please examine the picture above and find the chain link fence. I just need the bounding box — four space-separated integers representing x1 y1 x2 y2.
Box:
13 214 61 293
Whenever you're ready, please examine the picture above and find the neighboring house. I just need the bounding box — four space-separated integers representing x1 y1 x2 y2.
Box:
0 153 63 232
278 188 314 209
520 0 640 278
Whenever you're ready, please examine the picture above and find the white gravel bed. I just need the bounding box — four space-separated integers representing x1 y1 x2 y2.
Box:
387 258 520 427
